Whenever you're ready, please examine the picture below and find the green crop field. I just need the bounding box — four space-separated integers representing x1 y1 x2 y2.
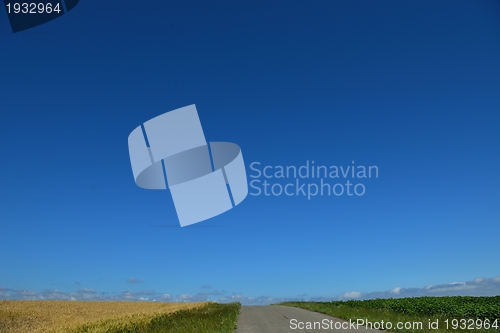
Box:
279 296 500 333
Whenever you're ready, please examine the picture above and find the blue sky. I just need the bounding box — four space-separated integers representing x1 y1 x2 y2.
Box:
1 0 499 304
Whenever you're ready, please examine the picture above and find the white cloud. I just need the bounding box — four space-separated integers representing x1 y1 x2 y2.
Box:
176 290 225 302
79 288 97 294
390 287 402 295
18 290 38 297
338 276 500 300
127 277 144 284
158 294 172 301
341 291 362 299
41 289 71 300
177 294 195 301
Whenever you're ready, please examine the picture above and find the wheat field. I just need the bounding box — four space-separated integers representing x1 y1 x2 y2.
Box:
0 300 206 333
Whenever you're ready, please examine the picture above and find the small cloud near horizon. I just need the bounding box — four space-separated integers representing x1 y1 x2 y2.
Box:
338 276 500 300
127 277 144 284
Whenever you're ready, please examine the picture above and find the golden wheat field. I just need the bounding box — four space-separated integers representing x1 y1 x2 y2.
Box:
0 300 206 333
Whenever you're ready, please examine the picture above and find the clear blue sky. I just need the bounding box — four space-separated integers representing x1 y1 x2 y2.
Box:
1 0 499 304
